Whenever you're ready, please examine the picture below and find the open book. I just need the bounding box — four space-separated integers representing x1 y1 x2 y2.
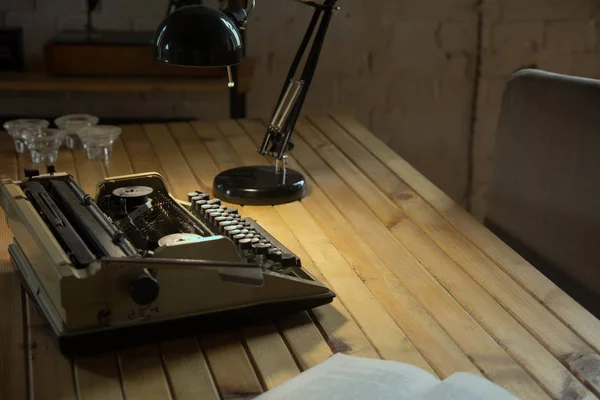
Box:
255 354 519 400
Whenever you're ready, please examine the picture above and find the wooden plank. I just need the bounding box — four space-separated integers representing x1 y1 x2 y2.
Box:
75 355 124 400
109 125 220 400
28 306 78 400
242 205 377 367
203 123 434 374
299 116 598 398
239 120 556 400
274 200 437 374
0 72 251 93
184 121 335 379
143 123 204 201
208 121 391 368
104 136 135 178
191 121 244 171
241 323 301 389
200 332 264 400
120 124 165 177
168 122 221 194
0 259 27 400
160 338 220 400
224 122 483 379
72 150 106 195
17 150 79 400
0 134 27 400
331 113 600 352
275 313 334 370
119 345 172 400
308 116 600 394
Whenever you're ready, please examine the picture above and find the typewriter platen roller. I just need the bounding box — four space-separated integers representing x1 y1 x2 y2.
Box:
0 169 335 354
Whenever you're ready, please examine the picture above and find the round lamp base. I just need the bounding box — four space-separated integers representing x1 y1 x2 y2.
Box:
212 166 307 206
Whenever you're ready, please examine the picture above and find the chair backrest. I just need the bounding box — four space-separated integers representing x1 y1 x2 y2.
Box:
485 69 600 315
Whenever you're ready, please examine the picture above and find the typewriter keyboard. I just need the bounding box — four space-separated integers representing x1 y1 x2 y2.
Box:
186 191 301 271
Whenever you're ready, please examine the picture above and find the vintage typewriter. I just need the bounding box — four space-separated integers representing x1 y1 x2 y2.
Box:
0 167 334 354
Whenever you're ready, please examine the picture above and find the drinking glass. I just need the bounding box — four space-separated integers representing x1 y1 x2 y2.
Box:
54 114 99 149
3 119 50 154
77 125 122 161
24 128 67 164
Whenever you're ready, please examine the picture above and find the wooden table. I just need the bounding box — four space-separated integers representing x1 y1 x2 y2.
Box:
1 115 600 400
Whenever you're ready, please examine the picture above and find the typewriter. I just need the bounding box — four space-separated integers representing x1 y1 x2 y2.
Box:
0 167 334 354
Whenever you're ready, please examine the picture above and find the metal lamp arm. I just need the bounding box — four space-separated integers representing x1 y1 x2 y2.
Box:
259 0 339 160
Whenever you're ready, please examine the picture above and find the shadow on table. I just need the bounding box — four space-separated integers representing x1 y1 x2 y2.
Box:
26 301 347 397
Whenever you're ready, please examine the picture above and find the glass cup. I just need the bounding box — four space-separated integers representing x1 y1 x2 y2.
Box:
77 125 122 161
24 128 67 164
54 114 99 149
3 119 50 154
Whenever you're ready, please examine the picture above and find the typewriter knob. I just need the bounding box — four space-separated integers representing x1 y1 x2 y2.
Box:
129 274 160 306
281 254 297 268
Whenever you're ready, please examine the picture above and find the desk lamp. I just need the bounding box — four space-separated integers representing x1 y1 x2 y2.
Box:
154 0 339 205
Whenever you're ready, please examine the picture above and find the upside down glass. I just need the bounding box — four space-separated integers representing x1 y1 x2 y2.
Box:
24 128 67 164
77 125 122 161
3 119 50 154
54 114 99 149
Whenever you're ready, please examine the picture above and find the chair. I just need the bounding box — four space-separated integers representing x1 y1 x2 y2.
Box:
485 69 600 317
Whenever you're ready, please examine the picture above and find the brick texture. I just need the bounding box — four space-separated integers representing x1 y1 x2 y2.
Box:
0 0 478 208
472 0 600 218
3 0 599 217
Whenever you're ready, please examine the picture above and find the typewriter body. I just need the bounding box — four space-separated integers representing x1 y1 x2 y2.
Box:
0 169 334 354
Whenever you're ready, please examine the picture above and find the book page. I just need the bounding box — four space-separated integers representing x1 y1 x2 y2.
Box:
254 353 439 400
418 372 519 400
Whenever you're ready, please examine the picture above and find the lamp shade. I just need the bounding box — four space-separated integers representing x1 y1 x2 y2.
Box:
153 5 243 67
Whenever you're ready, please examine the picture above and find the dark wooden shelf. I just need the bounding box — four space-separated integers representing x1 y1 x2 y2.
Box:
0 72 252 93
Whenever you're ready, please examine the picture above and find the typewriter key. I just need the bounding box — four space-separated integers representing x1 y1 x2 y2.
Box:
214 216 227 224
253 243 270 255
226 207 239 215
219 221 233 233
194 200 207 212
240 229 249 234
198 192 210 201
239 238 252 249
227 229 242 239
233 233 246 241
269 250 283 262
252 243 270 265
207 199 222 206
225 226 241 235
200 204 217 216
206 212 221 224
187 192 199 202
